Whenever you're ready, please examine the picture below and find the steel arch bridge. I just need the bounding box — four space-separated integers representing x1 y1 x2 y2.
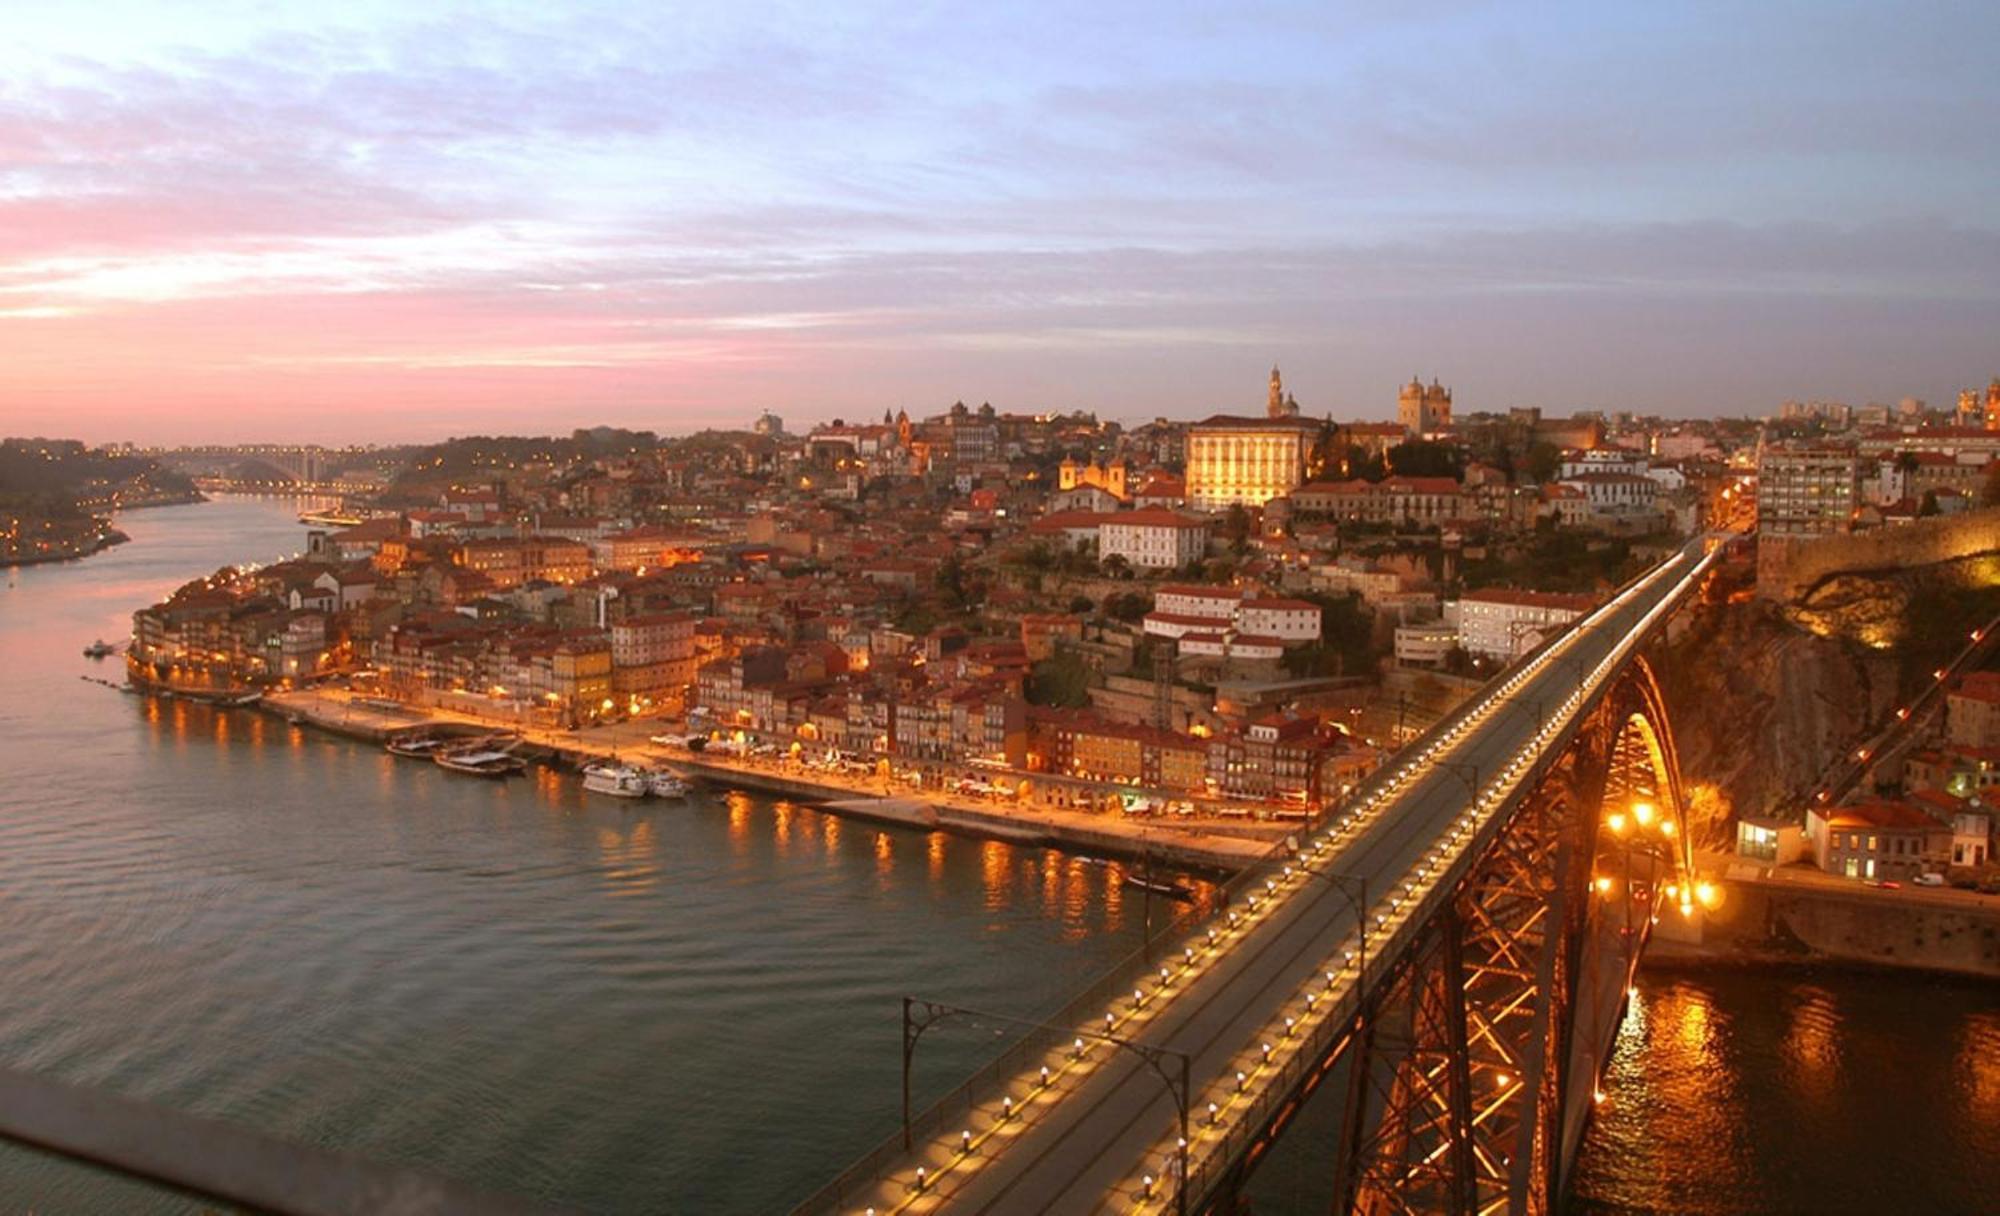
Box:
1330 654 1694 1216
796 540 1727 1216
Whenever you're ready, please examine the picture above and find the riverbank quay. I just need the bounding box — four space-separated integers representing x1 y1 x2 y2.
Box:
253 688 1279 871
1647 849 2000 979
1 524 128 567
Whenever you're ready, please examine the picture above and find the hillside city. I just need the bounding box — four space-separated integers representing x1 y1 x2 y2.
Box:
80 367 2000 889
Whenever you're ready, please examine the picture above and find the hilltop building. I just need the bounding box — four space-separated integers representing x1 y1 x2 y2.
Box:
1398 376 1453 437
1186 368 1318 511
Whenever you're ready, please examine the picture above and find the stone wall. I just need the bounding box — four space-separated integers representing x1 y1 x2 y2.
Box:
1757 507 2000 600
1692 874 2000 978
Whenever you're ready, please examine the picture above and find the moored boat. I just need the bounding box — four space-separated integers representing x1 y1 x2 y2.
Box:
434 744 524 776
645 770 691 799
1122 874 1196 901
583 762 649 798
386 732 444 758
83 639 116 658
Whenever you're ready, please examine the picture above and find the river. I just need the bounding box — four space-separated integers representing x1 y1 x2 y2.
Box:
1 498 1993 1214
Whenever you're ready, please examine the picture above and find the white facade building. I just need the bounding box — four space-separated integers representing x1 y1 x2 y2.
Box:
1097 510 1210 570
1236 598 1322 644
1453 589 1596 661
1144 587 1321 647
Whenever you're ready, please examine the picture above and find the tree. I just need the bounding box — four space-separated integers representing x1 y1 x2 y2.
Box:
1026 651 1093 708
934 552 987 611
1106 591 1149 622
1067 594 1096 614
1524 442 1562 484
1982 462 2000 508
1919 490 1941 517
1101 553 1133 579
1287 590 1378 678
1385 440 1464 481
1224 503 1252 555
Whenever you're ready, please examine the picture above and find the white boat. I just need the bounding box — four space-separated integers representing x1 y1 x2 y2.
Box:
583 762 649 799
646 770 691 799
83 639 116 658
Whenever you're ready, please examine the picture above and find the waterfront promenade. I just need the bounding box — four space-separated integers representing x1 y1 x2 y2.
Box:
258 687 1282 870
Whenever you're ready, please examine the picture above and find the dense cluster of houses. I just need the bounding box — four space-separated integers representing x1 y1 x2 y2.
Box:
1768 672 2000 883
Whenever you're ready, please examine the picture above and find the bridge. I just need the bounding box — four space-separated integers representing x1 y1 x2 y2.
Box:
796 537 1728 1216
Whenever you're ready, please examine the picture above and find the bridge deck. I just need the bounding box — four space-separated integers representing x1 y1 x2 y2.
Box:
818 541 1719 1216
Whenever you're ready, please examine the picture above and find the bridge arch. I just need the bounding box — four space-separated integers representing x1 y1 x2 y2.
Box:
1337 653 1695 1216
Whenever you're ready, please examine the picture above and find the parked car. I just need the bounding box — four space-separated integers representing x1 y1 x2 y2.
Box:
1913 872 1946 887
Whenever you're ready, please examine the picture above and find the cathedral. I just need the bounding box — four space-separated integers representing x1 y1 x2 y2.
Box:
1398 376 1453 437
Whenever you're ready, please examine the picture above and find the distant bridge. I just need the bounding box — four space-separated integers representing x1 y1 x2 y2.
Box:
157 444 334 485
797 538 1728 1216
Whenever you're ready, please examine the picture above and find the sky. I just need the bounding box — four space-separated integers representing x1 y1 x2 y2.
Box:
1 1 1996 444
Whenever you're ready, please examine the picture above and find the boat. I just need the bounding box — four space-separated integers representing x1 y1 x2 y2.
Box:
386 733 445 758
645 770 691 799
83 639 116 658
1122 874 1196 901
221 691 263 708
434 746 525 777
583 762 650 798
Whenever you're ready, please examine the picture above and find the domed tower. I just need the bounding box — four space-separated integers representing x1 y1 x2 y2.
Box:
1399 375 1427 436
1426 378 1453 431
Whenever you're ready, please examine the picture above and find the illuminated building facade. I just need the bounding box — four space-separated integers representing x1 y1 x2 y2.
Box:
1185 415 1314 510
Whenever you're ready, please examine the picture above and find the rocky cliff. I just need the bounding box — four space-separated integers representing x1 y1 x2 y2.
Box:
1657 550 2000 828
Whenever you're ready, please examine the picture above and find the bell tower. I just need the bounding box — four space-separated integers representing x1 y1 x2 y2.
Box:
1268 366 1286 418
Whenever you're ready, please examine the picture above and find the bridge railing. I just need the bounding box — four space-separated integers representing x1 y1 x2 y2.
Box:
788 644 1543 1215
791 549 1711 1215
1179 549 1714 1210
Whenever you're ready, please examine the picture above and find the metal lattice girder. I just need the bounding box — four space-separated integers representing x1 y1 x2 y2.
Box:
1334 653 1695 1216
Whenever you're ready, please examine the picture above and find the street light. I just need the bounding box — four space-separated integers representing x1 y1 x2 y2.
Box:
1293 856 1369 993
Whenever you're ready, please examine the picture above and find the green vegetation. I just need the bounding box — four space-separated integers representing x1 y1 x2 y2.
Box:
1280 591 1378 678
1026 650 1094 708
1384 440 1464 480
0 438 195 514
1104 591 1150 622
1460 530 1646 594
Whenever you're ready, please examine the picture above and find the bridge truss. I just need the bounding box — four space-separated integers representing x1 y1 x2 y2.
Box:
1318 655 1695 1216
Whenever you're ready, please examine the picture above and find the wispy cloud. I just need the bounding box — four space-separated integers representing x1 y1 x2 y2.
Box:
0 1 1996 441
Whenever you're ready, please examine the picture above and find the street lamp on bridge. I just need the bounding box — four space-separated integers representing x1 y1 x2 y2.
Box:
899 997 1195 1215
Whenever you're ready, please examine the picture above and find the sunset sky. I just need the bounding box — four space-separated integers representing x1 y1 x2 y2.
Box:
2 1 1997 443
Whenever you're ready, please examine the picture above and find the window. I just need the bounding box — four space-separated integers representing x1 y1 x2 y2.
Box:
1864 858 1876 879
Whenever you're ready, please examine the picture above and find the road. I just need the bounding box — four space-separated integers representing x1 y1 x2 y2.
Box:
823 539 1722 1216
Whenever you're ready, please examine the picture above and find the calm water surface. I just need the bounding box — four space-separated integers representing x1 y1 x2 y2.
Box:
0 498 1209 1213
3 499 1993 1214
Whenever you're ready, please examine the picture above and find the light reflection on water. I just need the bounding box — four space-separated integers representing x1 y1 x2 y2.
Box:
0 498 1219 1215
1567 971 2000 1216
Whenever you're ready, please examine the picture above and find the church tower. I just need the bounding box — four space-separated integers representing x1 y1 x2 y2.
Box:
1268 366 1290 418
1399 375 1426 436
1986 378 2000 431
1425 378 1453 432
